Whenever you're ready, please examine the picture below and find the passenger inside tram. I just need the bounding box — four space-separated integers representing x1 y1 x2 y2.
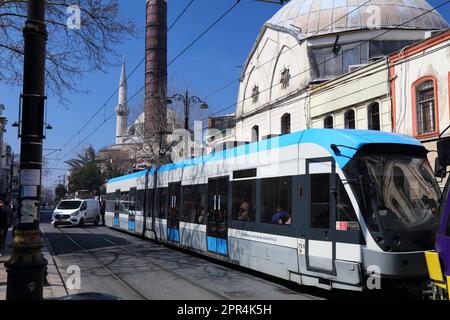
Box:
195 205 205 224
237 202 250 221
271 206 290 224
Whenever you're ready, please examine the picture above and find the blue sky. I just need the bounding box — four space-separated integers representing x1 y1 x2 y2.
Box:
0 0 449 188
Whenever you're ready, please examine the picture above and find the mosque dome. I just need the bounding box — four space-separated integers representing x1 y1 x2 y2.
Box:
266 0 449 39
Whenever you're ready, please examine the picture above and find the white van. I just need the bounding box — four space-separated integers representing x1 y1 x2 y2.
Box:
52 199 100 228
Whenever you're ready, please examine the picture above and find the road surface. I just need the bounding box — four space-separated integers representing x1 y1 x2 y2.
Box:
40 209 422 300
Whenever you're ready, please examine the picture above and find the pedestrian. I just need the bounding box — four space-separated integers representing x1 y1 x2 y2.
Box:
11 203 18 238
100 198 106 226
0 199 13 257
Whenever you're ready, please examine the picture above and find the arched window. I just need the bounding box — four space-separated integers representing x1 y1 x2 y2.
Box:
280 68 290 89
251 125 259 142
413 78 438 136
367 102 380 131
281 113 291 135
344 110 355 129
324 116 333 129
252 85 259 104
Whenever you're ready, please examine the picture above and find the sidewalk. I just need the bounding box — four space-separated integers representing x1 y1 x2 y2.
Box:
0 229 68 300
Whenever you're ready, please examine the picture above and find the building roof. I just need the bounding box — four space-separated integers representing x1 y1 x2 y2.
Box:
265 0 449 39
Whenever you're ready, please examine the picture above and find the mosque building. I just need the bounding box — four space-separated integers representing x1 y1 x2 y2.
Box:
219 0 450 173
100 58 182 172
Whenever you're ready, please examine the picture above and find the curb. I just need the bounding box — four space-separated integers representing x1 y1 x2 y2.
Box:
41 230 69 299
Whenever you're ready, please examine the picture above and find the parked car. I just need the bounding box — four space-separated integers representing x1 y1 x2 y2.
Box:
52 199 100 228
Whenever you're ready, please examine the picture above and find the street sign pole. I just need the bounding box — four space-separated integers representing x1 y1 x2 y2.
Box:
5 0 48 300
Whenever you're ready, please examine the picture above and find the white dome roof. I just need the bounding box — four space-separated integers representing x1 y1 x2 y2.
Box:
266 0 449 38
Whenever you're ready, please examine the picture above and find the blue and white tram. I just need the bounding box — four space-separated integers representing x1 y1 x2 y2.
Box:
105 129 441 291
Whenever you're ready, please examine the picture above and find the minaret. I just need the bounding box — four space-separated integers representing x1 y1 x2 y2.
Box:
115 57 129 145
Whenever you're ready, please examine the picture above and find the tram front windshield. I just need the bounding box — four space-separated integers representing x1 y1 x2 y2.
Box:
347 145 441 251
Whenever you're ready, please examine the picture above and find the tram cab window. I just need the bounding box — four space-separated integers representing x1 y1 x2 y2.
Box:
261 176 292 225
158 188 168 219
232 179 256 222
311 173 330 229
182 185 206 224
336 175 360 231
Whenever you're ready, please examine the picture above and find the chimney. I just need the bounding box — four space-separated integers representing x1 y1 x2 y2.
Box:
145 0 167 139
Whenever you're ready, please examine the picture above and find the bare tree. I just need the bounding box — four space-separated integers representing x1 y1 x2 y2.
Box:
0 0 136 101
125 95 183 167
98 145 130 177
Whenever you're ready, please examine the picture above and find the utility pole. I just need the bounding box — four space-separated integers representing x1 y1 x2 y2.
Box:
5 0 48 300
9 153 16 204
58 174 66 187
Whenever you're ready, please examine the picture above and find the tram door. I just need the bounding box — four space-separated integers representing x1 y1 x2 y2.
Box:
207 177 229 256
306 158 336 275
114 189 120 227
128 187 136 231
167 182 181 243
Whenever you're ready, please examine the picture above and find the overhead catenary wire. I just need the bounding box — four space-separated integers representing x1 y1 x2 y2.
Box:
168 0 194 32
52 0 241 171
51 0 364 167
167 0 241 67
52 0 450 172
190 0 450 128
202 0 373 102
52 0 198 163
194 40 450 132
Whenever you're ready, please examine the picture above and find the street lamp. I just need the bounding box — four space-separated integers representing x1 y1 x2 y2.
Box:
166 91 208 130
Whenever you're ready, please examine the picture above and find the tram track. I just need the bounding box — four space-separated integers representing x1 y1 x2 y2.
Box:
44 217 149 300
42 214 231 300
79 226 232 300
61 224 322 300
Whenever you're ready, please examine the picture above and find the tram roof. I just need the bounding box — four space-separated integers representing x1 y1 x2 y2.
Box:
107 129 422 183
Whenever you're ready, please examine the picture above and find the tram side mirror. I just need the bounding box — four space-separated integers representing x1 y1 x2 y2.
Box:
436 137 450 177
434 158 446 178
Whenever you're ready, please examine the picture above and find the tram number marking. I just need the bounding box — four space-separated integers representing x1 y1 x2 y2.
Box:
297 239 306 255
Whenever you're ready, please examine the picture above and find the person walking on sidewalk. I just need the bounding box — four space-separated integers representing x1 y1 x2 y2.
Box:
0 199 13 257
10 202 18 238
100 197 106 226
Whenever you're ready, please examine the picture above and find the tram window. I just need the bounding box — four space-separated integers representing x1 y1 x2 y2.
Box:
182 185 206 224
158 188 168 218
311 173 330 229
232 179 256 222
114 189 121 212
121 191 129 202
106 194 114 212
336 175 360 231
106 193 114 212
145 189 154 217
261 176 292 225
130 188 137 211
136 189 145 212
